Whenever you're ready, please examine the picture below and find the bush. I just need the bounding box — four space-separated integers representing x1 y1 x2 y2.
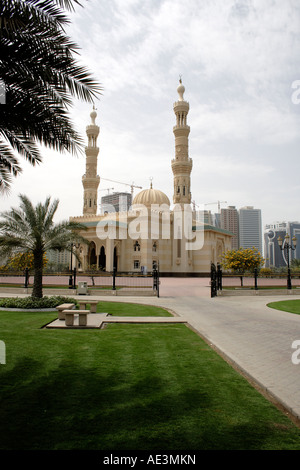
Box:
0 296 77 309
259 268 273 276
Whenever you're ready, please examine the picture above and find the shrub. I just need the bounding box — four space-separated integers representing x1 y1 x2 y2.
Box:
259 268 273 276
0 296 77 309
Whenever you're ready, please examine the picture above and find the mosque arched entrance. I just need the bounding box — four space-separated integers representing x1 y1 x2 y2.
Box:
99 246 106 271
88 242 97 267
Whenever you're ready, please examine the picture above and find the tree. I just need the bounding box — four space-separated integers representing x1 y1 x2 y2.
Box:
0 0 101 191
7 251 47 271
291 259 300 271
86 264 100 286
0 194 87 297
221 247 265 286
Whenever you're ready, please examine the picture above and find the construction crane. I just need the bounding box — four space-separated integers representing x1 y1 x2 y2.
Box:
99 188 114 194
101 178 142 197
204 201 227 213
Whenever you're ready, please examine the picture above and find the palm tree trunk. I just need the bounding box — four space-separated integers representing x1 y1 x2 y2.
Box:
32 250 44 298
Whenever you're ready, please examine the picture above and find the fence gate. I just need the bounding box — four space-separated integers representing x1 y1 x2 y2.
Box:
211 263 223 297
211 263 217 297
153 268 160 297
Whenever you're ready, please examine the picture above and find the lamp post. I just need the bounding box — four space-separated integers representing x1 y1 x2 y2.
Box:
69 243 80 289
69 243 73 289
278 234 297 290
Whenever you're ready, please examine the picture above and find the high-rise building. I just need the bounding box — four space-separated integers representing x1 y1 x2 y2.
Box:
101 192 132 214
264 221 300 267
239 206 262 252
221 206 239 249
46 249 71 268
212 213 221 228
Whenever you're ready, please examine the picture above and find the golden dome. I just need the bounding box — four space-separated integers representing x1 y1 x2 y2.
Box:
133 185 170 208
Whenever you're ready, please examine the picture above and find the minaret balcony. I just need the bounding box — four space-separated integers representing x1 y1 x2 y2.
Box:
86 125 99 135
173 125 190 135
173 101 189 111
82 174 100 184
171 159 193 173
85 146 99 155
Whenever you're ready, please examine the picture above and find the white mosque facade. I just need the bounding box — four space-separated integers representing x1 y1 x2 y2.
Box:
70 81 232 275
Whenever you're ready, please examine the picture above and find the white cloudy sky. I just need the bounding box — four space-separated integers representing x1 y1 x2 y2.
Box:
1 0 300 229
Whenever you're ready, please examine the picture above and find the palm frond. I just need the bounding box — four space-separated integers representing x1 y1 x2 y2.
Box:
0 0 102 191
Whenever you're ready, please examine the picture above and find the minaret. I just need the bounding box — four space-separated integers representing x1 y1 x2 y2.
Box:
82 107 100 215
171 78 193 205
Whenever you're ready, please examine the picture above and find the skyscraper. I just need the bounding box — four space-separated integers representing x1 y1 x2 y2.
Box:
264 221 300 267
239 206 262 252
101 192 132 214
221 206 239 249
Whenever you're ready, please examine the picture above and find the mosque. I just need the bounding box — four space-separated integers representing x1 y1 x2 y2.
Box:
70 80 232 275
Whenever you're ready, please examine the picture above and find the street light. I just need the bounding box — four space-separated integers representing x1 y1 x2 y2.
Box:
69 242 79 289
278 234 297 289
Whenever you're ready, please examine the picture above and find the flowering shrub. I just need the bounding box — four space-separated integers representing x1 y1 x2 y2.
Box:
7 252 48 271
221 247 264 274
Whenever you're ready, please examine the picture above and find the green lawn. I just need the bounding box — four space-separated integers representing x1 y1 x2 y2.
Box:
96 301 172 317
267 299 300 314
1 301 300 450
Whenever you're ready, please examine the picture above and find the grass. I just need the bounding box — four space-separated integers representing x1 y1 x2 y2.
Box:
96 301 172 317
1 301 300 450
267 299 300 315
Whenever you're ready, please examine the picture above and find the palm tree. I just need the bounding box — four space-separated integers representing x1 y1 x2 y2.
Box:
0 194 87 298
0 0 101 191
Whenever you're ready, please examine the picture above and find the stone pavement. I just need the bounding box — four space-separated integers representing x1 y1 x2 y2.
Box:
46 312 188 329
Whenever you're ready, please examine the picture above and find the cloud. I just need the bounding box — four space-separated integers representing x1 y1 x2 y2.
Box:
1 0 300 229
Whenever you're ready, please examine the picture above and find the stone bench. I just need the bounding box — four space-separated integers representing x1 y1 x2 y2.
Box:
56 303 75 320
63 310 90 327
78 300 98 313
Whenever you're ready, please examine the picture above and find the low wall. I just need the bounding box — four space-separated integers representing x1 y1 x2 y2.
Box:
0 287 156 297
218 289 300 296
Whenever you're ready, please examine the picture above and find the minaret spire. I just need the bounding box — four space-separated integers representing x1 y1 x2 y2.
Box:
171 78 193 205
82 108 100 215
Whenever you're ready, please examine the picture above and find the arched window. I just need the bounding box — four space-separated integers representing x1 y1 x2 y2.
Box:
134 241 140 252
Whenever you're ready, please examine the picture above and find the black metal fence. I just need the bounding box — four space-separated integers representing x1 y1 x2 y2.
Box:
0 268 160 297
210 263 222 297
211 265 300 296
